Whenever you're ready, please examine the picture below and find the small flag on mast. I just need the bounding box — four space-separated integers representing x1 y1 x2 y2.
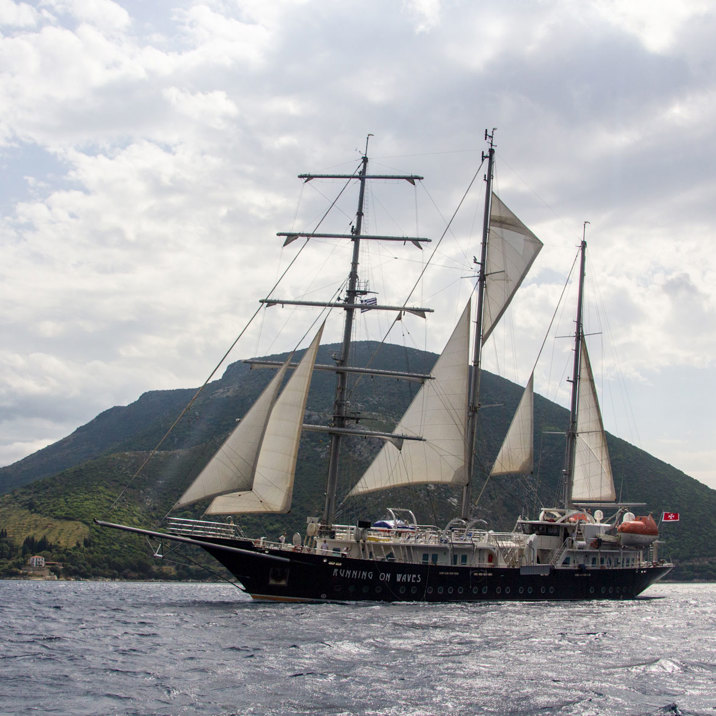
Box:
360 297 377 312
662 512 679 522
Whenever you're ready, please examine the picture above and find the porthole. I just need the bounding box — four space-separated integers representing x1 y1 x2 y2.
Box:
472 586 479 594
448 587 454 594
600 586 606 594
549 586 554 594
495 586 501 595
482 586 488 594
518 586 524 595
437 586 444 594
399 586 406 594
504 587 510 595
540 586 546 594
589 586 595 594
527 586 533 594
411 586 418 594
427 587 433 594
457 587 463 594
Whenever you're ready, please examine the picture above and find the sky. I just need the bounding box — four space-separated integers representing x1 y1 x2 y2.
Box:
1 0 715 493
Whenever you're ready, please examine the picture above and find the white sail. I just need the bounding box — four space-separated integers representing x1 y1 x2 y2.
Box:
348 301 471 496
482 193 543 342
571 337 616 502
206 323 324 514
175 359 291 508
490 372 534 476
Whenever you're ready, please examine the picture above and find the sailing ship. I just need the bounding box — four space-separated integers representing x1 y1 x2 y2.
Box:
98 132 673 601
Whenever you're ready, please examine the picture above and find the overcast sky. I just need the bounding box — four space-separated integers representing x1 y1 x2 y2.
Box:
2 0 715 494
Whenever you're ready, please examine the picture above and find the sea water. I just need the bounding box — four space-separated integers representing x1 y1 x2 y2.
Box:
1 581 714 715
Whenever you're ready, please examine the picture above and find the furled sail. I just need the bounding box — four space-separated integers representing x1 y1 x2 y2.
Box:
490 372 534 476
348 301 471 496
175 358 291 508
205 323 324 514
571 337 616 502
482 193 543 342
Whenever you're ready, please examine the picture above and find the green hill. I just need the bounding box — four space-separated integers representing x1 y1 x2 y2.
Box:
0 342 713 581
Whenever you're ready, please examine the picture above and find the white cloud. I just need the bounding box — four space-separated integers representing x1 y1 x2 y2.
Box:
1 0 715 493
593 0 711 53
0 0 38 27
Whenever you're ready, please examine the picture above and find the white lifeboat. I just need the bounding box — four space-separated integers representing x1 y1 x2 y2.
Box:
617 513 659 547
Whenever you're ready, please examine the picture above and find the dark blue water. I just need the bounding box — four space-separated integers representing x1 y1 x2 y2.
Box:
1 581 713 715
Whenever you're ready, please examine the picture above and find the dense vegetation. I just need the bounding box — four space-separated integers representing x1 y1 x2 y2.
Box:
1 341 713 581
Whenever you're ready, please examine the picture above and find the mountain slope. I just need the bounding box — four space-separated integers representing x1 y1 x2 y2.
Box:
0 341 713 580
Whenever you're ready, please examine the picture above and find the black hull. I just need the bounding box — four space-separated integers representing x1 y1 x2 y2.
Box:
201 537 672 602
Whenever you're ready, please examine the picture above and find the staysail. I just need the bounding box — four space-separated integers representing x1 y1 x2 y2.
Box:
571 337 616 502
348 301 471 496
482 193 543 342
205 323 324 514
175 359 291 508
490 372 534 476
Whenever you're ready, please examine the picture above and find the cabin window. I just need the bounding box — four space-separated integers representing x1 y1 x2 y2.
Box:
452 555 457 565
422 553 429 564
563 556 571 565
461 554 467 565
431 553 439 565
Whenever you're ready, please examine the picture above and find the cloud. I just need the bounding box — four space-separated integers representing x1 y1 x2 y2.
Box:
1 0 715 491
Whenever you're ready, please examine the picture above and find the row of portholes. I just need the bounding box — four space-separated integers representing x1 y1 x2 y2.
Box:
424 586 463 595
588 585 623 595
330 581 625 598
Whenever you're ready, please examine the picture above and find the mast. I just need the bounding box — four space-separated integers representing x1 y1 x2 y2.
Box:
267 137 430 525
460 129 496 519
322 137 371 524
562 228 588 508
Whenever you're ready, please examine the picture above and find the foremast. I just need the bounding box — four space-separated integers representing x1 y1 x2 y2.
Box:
562 232 587 509
266 136 431 526
460 130 496 519
323 140 370 524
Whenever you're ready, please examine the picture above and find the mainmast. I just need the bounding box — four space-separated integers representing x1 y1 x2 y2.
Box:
460 129 496 520
562 229 588 508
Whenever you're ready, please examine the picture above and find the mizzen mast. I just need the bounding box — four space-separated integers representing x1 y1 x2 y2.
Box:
562 228 588 508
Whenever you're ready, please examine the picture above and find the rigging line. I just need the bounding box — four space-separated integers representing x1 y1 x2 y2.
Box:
474 252 580 510
334 162 486 515
111 170 362 517
530 246 581 376
156 549 245 592
345 156 487 402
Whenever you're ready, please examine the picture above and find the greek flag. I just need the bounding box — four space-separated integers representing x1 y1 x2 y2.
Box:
360 297 377 312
